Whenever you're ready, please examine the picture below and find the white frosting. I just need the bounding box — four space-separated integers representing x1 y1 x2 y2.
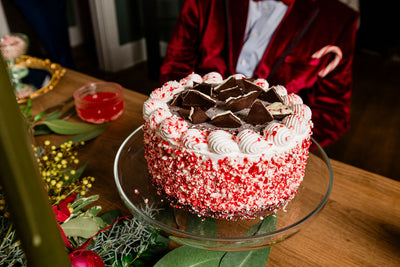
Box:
274 85 288 97
290 104 312 121
232 74 245 80
162 80 184 95
283 93 303 106
207 130 240 154
180 73 203 88
203 72 223 84
253 79 269 90
182 129 209 151
143 98 169 121
148 107 172 130
158 115 188 142
149 87 174 102
282 114 310 135
263 122 293 147
236 130 270 154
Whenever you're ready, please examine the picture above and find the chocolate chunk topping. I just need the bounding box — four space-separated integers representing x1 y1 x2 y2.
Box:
218 86 243 101
214 77 237 93
259 86 284 103
193 83 212 96
241 79 263 94
210 111 242 128
189 107 209 124
267 102 292 120
182 90 216 110
225 90 261 112
170 94 183 107
247 100 274 125
178 108 191 119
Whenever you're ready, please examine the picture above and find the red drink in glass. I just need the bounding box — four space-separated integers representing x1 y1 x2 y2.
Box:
74 82 124 124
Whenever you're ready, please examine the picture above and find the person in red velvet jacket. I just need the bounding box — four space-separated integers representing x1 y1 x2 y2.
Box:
160 0 359 148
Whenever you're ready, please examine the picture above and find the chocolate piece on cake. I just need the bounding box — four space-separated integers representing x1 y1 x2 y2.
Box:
178 108 191 119
193 83 212 96
210 111 242 128
170 94 183 107
188 107 209 124
259 86 284 103
241 79 263 94
217 86 243 101
247 100 274 125
267 102 292 120
182 89 216 110
225 90 261 112
214 76 237 93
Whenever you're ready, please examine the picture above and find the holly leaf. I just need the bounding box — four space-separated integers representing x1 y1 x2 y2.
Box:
61 217 99 238
154 246 225 267
37 119 108 135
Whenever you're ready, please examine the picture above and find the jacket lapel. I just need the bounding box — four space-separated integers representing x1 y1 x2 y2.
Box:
254 0 319 78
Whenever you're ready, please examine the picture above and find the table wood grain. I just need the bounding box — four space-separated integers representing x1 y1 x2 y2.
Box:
32 69 400 266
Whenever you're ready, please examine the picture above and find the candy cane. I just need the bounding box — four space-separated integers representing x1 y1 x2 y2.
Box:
312 45 342 78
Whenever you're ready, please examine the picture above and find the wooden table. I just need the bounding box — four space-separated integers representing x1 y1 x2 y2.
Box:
32 69 400 266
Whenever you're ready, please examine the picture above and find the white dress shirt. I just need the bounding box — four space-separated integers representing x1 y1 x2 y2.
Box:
236 0 289 77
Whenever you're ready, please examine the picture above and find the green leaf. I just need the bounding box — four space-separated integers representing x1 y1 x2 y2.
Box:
33 124 52 136
70 195 99 212
45 110 61 121
38 120 108 135
186 213 218 237
33 111 46 122
122 254 134 267
101 209 122 225
86 205 102 217
154 246 225 267
244 214 277 236
66 124 108 143
61 217 99 238
220 247 271 267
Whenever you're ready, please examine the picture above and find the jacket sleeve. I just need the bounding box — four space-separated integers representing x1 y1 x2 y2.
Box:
159 0 200 84
305 10 359 148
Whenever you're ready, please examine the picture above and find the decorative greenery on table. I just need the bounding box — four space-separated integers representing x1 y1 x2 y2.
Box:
0 99 276 266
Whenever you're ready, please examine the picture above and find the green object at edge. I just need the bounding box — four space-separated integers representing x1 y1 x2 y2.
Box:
0 56 70 266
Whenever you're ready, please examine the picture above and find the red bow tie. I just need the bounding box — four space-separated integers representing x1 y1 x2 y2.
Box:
253 0 294 5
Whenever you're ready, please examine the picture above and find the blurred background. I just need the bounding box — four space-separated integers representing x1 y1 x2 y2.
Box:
1 0 399 181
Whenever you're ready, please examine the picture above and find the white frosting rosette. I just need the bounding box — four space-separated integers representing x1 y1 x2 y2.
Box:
232 73 245 80
148 107 172 130
203 72 223 84
143 98 169 121
282 114 310 135
180 73 203 88
290 104 312 121
149 87 174 102
282 93 303 106
236 129 270 154
181 129 209 151
207 130 240 154
263 122 293 147
274 85 288 97
162 80 185 95
158 115 188 142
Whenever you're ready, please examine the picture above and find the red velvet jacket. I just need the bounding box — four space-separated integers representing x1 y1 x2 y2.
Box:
160 0 359 148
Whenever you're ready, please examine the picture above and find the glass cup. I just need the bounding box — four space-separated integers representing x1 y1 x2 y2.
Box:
73 82 124 124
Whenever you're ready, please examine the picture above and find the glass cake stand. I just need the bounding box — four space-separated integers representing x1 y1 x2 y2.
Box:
114 126 333 251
